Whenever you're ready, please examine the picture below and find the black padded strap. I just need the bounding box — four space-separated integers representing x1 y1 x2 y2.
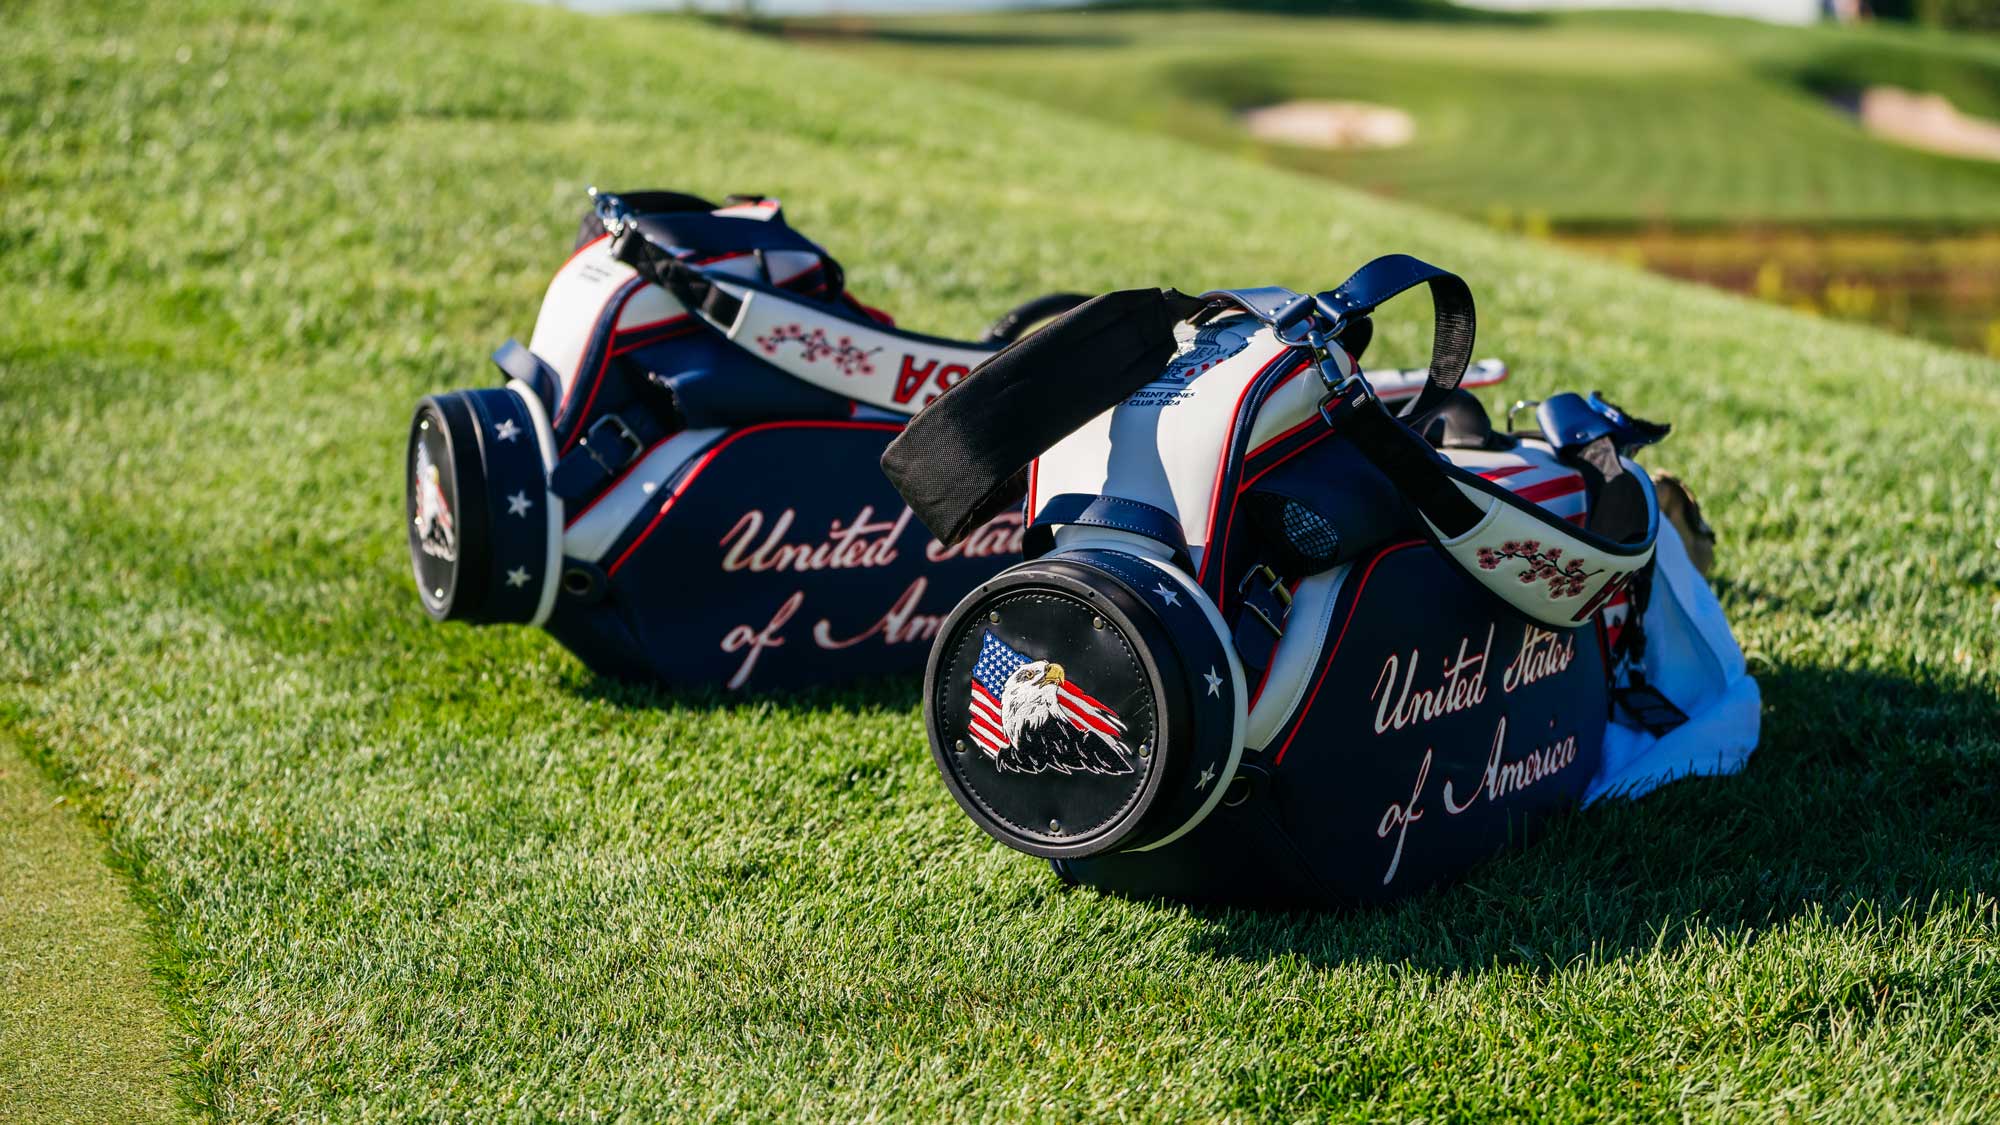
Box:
881 287 1206 545
1320 379 1485 537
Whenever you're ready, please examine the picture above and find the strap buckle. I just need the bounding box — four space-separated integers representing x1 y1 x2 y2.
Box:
582 413 643 473
1235 564 1293 638
1312 322 1377 427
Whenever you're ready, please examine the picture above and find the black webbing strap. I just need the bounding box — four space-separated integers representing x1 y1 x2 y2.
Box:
612 231 746 327
881 288 1207 545
1321 379 1484 537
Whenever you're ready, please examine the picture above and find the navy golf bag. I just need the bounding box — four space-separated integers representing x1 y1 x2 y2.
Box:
406 190 1083 690
882 257 1760 906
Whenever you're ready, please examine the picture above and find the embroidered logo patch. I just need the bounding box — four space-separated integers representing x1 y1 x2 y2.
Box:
966 631 1133 776
412 441 457 562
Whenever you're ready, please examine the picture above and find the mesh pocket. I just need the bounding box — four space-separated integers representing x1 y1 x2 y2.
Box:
1244 492 1343 574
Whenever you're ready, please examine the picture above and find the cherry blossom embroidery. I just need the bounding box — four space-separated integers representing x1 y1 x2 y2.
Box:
1474 539 1601 599
754 323 880 377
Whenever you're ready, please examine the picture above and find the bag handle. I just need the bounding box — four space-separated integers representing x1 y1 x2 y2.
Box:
881 287 1206 545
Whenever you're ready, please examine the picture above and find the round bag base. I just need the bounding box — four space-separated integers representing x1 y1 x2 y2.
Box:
406 388 552 625
923 552 1238 860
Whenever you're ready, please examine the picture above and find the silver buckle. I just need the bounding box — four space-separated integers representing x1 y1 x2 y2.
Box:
1506 398 1542 433
588 186 633 239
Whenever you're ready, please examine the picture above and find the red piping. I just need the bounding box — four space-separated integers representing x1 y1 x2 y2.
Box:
604 420 904 576
1270 540 1424 765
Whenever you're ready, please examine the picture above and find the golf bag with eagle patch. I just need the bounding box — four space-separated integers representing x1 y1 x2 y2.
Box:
405 189 1086 690
882 256 1761 906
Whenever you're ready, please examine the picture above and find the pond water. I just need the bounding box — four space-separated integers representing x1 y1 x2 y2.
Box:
1554 226 2000 357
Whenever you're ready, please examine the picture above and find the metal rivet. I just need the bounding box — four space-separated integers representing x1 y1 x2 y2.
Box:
1093 616 1105 630
954 739 966 753
419 419 430 430
988 611 1000 624
1048 819 1061 834
1138 742 1152 758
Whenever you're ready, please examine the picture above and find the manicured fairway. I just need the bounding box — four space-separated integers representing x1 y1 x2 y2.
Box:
4 0 2000 1119
789 7 2000 225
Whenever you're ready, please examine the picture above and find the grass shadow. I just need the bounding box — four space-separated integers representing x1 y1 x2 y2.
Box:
566 665 925 717
1171 661 2000 974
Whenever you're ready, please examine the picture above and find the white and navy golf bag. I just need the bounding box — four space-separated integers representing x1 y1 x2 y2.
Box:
883 257 1761 906
406 190 1084 690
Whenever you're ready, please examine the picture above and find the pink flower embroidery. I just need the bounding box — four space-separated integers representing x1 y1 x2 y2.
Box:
1475 542 1602 600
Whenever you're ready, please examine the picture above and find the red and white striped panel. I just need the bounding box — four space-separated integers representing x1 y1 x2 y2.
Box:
1445 443 1590 526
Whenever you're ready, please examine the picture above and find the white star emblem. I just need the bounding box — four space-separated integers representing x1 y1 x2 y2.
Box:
505 566 531 588
1152 583 1180 607
506 491 533 517
1195 764 1217 790
1204 666 1223 697
494 419 521 442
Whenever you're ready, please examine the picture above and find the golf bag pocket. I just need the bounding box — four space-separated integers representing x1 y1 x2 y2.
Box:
884 256 1759 907
405 189 1084 691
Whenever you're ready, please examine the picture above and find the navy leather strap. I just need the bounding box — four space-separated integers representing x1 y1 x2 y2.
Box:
1024 493 1196 575
1314 254 1476 422
549 412 668 503
491 339 560 413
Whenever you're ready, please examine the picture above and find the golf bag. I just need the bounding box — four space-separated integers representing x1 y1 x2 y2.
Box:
406 189 1082 690
883 256 1760 906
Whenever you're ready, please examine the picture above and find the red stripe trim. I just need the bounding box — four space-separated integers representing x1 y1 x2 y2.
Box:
1237 427 1334 495
563 435 678 530
614 311 692 337
608 320 701 358
559 280 647 454
1510 476 1586 503
1199 352 1309 588
1247 411 1321 458
1270 540 1424 765
1477 464 1534 481
558 231 612 273
604 420 904 576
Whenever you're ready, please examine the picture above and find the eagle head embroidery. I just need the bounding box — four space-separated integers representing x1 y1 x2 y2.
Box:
413 442 457 562
966 635 1134 777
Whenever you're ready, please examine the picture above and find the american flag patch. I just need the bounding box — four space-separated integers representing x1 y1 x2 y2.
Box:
967 631 1128 754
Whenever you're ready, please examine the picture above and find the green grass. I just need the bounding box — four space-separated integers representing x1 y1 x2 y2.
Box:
4 0 2000 1119
785 7 2000 226
0 738 186 1124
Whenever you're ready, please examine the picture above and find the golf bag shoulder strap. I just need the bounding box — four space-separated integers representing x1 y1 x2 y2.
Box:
882 287 1208 546
1214 258 1658 628
1202 253 1475 423
613 228 1004 420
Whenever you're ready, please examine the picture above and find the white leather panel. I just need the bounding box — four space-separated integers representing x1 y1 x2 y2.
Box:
1243 564 1350 751
527 238 643 402
561 427 726 563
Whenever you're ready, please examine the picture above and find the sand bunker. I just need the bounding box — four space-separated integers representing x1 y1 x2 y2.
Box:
1852 86 2000 163
1240 100 1415 151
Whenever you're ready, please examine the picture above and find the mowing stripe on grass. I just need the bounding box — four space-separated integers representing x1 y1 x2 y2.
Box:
0 738 185 1125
